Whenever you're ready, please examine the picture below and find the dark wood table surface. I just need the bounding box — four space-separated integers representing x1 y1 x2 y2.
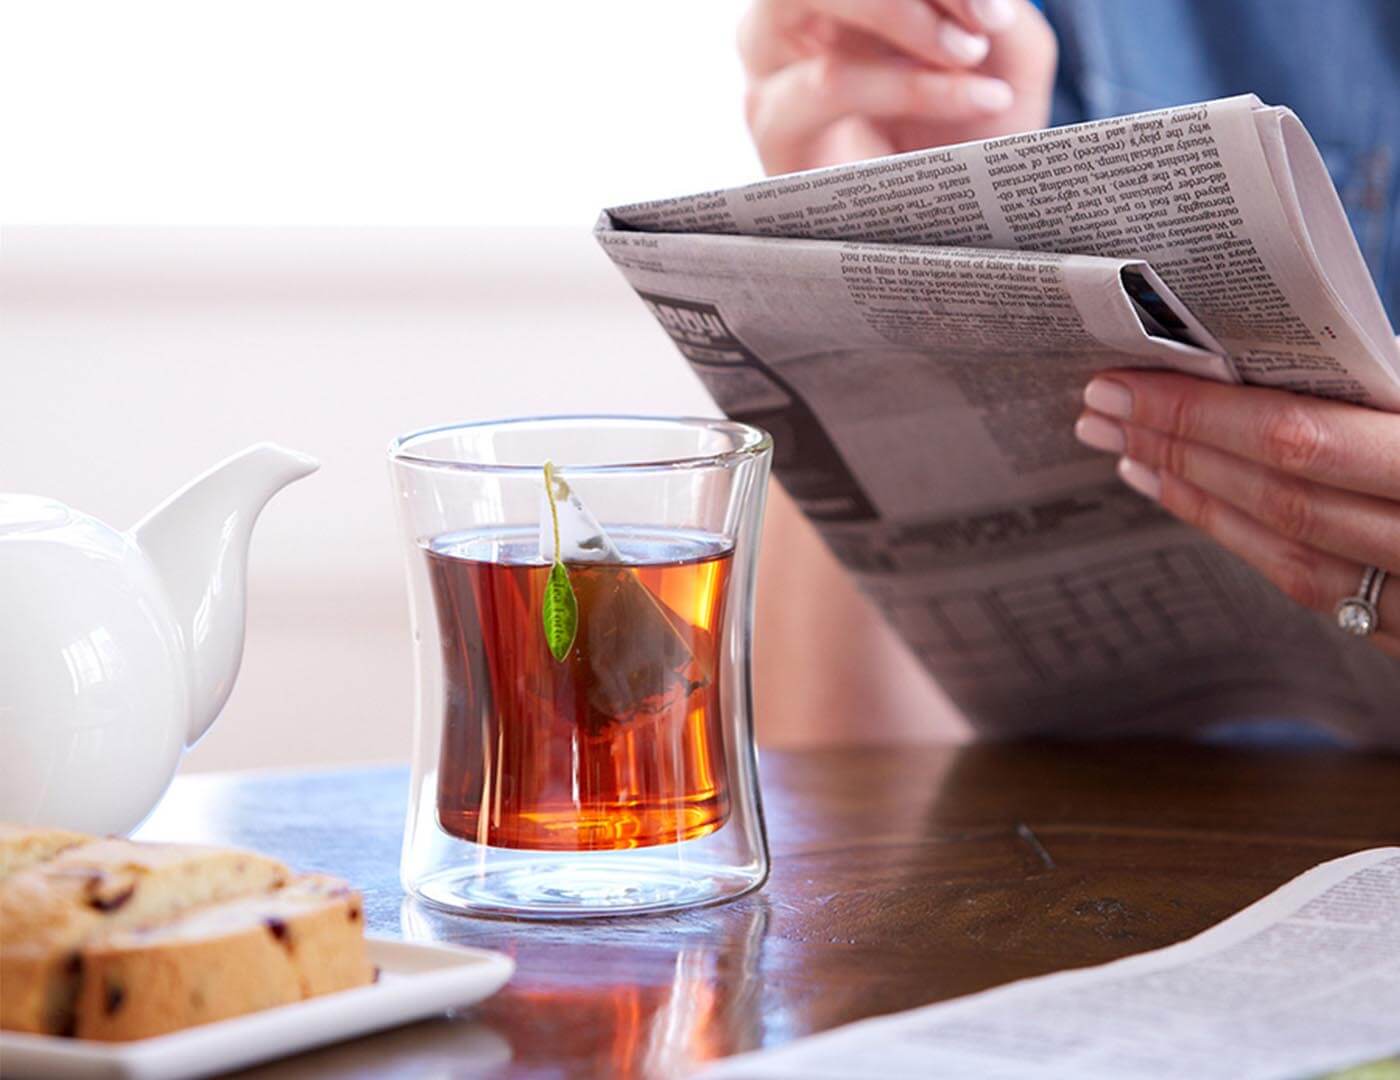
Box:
135 740 1400 1079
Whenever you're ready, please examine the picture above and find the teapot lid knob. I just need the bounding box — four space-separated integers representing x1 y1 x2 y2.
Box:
0 495 72 535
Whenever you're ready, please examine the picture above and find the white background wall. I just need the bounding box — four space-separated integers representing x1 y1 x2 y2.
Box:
1 2 960 773
1 0 757 226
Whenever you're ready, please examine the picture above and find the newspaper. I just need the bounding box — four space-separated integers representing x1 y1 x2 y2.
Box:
596 95 1400 741
699 848 1400 1079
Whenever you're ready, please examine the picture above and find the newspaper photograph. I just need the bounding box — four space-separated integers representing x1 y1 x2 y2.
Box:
595 95 1400 739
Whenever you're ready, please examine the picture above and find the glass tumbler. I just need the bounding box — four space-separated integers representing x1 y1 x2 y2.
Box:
390 416 772 918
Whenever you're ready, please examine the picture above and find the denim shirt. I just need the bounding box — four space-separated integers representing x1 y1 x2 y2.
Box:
1040 0 1400 326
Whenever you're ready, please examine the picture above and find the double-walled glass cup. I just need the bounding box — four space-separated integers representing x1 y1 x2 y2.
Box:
391 416 772 918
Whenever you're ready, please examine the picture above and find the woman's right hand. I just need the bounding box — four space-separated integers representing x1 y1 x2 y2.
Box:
739 0 1056 175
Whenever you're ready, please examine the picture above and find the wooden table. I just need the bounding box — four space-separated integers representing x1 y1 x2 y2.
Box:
136 740 1400 1078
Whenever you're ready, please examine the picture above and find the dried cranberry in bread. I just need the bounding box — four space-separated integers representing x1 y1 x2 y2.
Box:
74 875 372 1041
0 839 288 1035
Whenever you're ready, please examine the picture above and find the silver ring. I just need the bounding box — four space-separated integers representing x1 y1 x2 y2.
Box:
1336 566 1387 637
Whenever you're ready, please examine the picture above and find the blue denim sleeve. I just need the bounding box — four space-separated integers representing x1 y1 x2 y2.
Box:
1022 0 1085 126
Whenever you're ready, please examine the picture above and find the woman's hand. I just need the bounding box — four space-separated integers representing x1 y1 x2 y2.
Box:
1075 370 1400 658
739 0 1056 175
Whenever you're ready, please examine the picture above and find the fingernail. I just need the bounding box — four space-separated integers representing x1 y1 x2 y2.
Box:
1075 414 1125 454
938 21 990 64
1084 378 1134 419
966 77 1014 113
971 0 1018 31
1118 458 1162 501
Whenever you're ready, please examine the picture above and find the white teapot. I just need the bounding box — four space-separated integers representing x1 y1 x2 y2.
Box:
0 445 317 834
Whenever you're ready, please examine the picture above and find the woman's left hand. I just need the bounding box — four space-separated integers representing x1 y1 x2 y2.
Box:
1074 369 1400 659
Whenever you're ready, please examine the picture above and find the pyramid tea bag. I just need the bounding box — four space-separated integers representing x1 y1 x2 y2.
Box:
538 468 710 726
538 471 623 563
572 566 712 722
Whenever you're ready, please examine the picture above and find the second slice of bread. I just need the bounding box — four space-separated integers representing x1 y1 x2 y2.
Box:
0 839 289 1035
73 875 374 1041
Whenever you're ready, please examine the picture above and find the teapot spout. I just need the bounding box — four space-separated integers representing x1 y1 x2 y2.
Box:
131 444 318 746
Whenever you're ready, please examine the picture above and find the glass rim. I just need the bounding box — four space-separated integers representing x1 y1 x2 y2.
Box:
388 414 773 475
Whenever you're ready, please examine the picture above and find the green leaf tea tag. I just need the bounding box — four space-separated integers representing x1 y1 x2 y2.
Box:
542 561 578 663
542 461 579 662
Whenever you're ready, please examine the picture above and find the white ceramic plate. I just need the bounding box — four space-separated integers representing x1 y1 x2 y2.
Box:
0 936 514 1080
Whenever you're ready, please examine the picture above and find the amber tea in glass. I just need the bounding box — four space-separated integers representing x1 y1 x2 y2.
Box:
429 528 733 851
393 416 771 918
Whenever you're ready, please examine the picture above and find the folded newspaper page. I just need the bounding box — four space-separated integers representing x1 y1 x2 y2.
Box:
596 95 1400 741
699 848 1400 1079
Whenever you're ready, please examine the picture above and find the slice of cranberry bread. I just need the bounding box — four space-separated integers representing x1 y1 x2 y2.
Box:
72 874 372 1041
0 825 94 882
0 839 289 1035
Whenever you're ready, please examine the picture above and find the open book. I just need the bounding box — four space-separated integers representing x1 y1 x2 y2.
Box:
595 96 1400 739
